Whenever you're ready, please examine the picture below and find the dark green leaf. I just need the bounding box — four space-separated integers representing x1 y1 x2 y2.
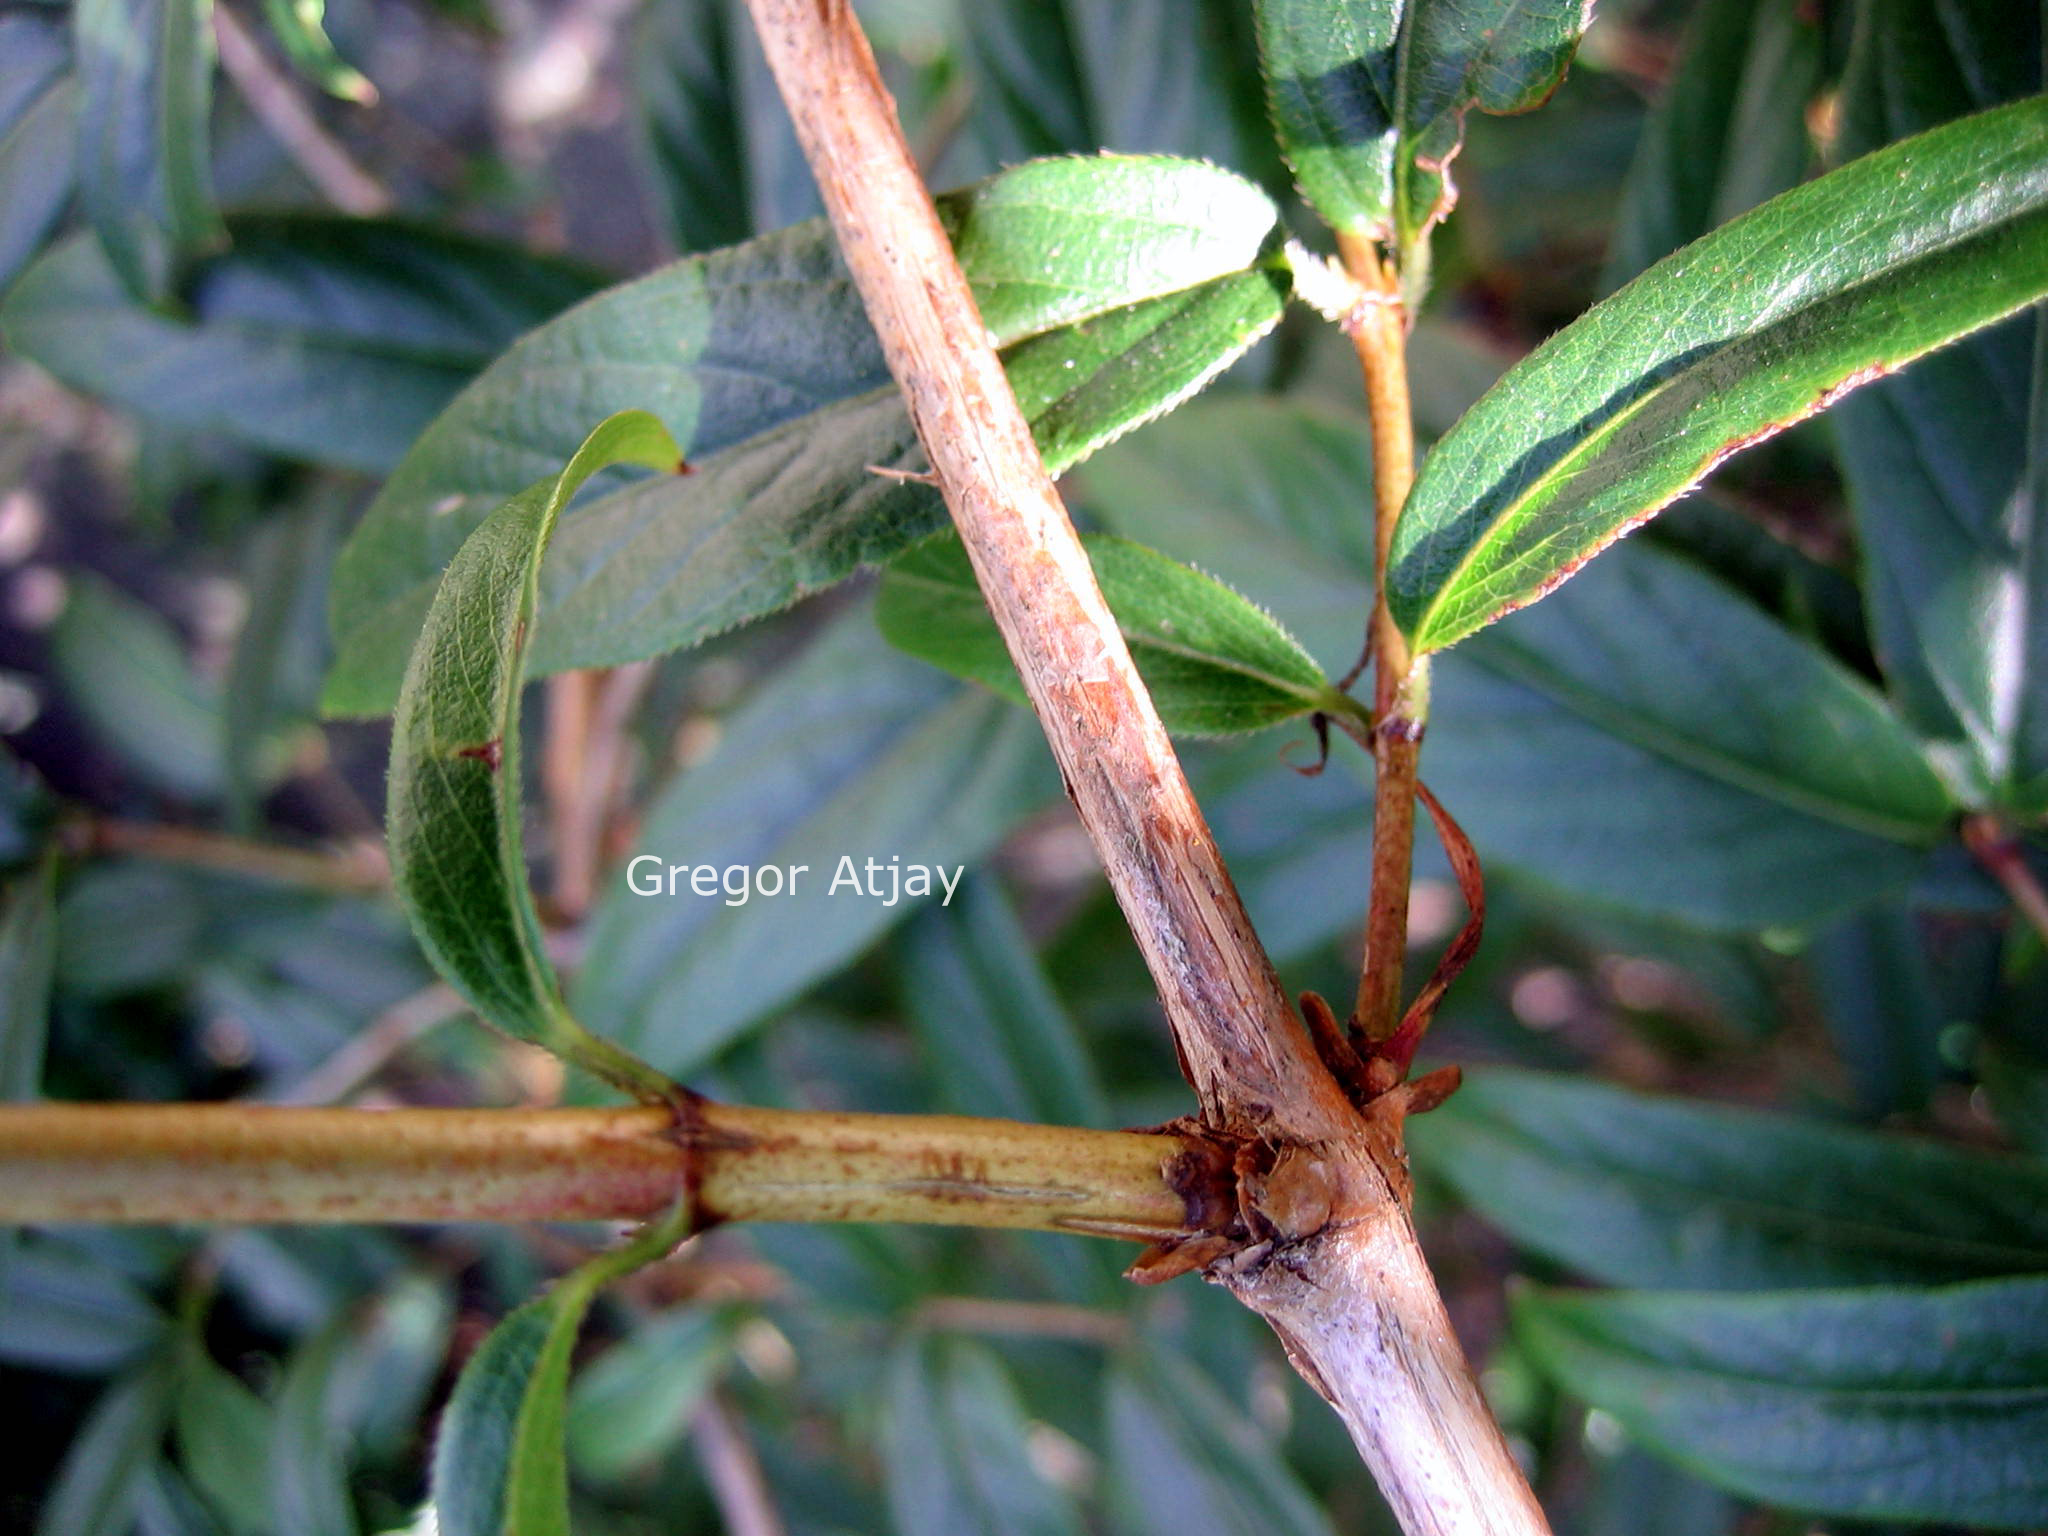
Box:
1805 899 1946 1117
1255 0 1587 249
37 1355 177 1536
894 876 1108 1128
565 1308 731 1483
1390 97 2048 654
72 0 222 302
1827 0 2045 804
0 13 76 294
879 531 1333 736
1104 1347 1331 1536
1602 0 1823 291
882 1335 1084 1536
50 576 222 801
431 1209 691 1536
1514 1275 2048 1526
573 607 1054 1076
1412 1067 2048 1289
322 155 1284 716
1085 398 1952 927
0 215 601 472
0 859 55 1100
387 410 681 1101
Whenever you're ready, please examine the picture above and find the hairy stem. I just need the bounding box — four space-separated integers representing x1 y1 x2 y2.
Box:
1338 232 1425 1044
0 1103 1196 1237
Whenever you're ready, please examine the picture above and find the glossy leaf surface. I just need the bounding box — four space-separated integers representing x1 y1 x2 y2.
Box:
1391 97 2048 654
1413 1068 2048 1288
387 411 680 1100
1255 0 1587 244
878 531 1333 735
1515 1276 2048 1525
324 155 1284 715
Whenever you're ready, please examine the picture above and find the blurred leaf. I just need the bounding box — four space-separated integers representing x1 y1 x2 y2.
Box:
52 861 204 1001
575 607 1054 1076
172 1344 274 1536
322 154 1284 716
1086 398 1951 927
565 1307 732 1483
224 495 341 826
1828 0 2045 805
1602 0 1822 291
50 576 222 801
257 0 372 103
388 410 682 1102
269 1319 361 1536
881 1334 1084 1536
0 1234 167 1374
1 858 55 1099
1254 0 1587 250
879 531 1334 736
1805 899 1946 1117
1389 97 2048 655
0 13 76 294
1582 1446 1740 1536
0 214 601 472
431 1210 690 1536
1514 1275 2048 1526
37 1354 177 1536
1413 1067 2048 1288
323 1272 454 1464
894 875 1108 1128
1104 1346 1331 1536
72 0 221 302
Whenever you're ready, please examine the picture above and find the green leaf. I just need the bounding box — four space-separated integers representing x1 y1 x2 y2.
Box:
172 1345 275 1536
50 575 223 802
257 0 372 103
0 214 601 472
1390 96 2048 655
1805 899 1946 1118
1514 1275 2048 1526
387 410 682 1102
322 154 1285 717
431 1208 691 1536
1254 0 1588 249
564 1308 731 1484
1411 1067 2048 1289
573 607 1053 1076
0 13 76 295
72 0 222 302
879 531 1334 736
0 1236 168 1376
894 876 1108 1129
882 1335 1084 1536
37 1355 177 1536
1827 0 2045 804
0 859 55 1101
269 1321 362 1536
1104 1347 1331 1536
1601 0 1823 292
1084 397 1952 928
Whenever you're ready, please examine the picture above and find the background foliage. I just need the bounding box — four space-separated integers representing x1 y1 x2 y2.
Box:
2 0 2046 1530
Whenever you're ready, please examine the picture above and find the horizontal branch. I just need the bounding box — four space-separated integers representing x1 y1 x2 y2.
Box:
0 1103 1195 1240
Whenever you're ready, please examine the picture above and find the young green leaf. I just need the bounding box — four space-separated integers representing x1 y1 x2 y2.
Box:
431 1205 692 1536
0 215 601 473
878 531 1336 736
1411 1068 2048 1290
72 0 223 302
1255 0 1588 252
257 0 373 103
573 607 1053 1076
881 1335 1085 1536
1390 96 2048 656
1514 1275 2048 1526
322 155 1285 716
387 410 682 1102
